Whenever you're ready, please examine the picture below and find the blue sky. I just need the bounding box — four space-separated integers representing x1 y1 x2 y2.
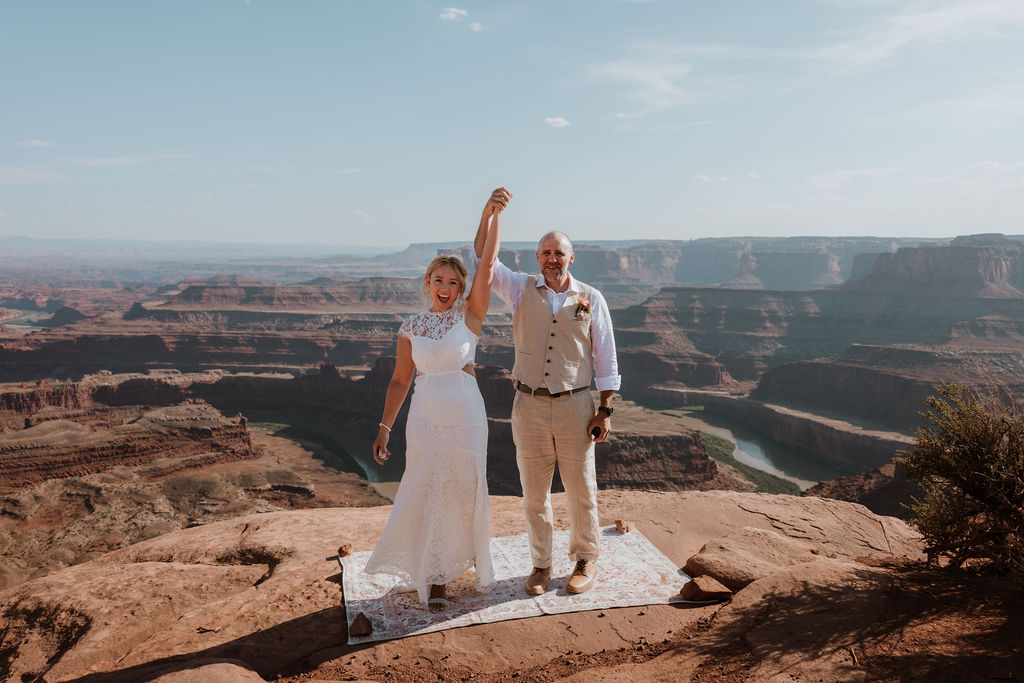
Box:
3 0 1023 247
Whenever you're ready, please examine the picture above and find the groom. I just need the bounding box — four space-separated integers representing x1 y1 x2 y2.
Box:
474 188 620 595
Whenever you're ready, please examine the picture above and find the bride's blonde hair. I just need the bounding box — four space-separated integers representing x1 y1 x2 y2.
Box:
421 255 468 303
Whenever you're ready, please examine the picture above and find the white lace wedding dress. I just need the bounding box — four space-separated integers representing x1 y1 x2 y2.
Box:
364 306 495 603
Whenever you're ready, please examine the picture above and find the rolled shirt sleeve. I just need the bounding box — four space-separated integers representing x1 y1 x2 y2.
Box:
588 289 621 391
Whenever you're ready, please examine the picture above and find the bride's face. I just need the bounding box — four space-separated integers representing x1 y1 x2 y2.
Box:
426 264 463 311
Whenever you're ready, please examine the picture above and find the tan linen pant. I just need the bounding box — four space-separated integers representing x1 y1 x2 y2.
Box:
511 389 599 568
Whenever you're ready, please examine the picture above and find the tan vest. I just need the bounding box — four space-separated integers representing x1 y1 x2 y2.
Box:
512 276 594 393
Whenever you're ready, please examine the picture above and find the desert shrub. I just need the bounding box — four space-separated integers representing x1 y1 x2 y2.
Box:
895 382 1024 581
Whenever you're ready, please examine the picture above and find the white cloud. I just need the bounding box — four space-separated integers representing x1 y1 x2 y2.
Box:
17 139 56 147
68 152 192 167
747 172 761 180
349 210 370 219
439 7 467 21
469 22 483 31
334 167 364 174
545 117 571 128
0 167 63 185
813 1 1024 74
692 175 714 182
808 167 899 189
0 210 7 218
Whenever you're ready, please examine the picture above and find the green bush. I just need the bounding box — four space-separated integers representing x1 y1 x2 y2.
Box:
895 382 1024 580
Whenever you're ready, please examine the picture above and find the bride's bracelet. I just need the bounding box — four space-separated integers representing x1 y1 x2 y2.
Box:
378 422 392 433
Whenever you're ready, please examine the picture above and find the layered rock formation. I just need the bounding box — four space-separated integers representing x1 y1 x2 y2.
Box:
650 388 915 473
753 344 1024 430
0 402 257 494
617 236 1024 394
164 277 422 312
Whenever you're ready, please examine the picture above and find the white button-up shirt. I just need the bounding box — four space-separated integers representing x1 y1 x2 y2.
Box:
484 258 621 392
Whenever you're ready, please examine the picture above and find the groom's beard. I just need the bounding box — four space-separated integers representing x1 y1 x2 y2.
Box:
542 266 567 287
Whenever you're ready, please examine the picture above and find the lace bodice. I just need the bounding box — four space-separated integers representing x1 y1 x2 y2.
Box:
399 307 463 340
399 308 477 375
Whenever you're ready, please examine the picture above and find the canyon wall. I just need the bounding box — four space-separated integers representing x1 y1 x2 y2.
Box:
646 388 914 473
753 345 1024 430
0 402 257 494
614 237 1024 394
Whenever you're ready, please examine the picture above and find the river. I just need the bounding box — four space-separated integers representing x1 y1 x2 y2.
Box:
665 409 850 490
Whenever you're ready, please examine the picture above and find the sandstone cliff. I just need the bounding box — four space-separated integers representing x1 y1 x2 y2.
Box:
753 344 1024 430
0 490 931 683
164 277 422 312
0 402 257 494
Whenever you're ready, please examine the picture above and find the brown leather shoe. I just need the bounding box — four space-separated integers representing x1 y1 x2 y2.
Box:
525 567 551 595
566 560 597 594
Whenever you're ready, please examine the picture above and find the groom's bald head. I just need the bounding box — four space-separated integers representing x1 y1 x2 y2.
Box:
538 231 573 254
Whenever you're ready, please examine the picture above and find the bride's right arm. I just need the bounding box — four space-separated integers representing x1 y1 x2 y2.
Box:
373 333 415 464
466 209 502 327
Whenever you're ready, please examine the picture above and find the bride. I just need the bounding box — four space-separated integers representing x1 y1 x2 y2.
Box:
366 187 511 611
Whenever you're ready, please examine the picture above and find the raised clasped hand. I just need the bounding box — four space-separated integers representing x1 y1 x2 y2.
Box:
485 187 512 216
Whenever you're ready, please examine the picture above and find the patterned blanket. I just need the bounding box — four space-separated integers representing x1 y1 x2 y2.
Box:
339 525 704 644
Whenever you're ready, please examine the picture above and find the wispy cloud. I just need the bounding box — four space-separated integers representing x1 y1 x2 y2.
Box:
68 152 192 167
866 79 1024 131
747 172 761 180
916 160 1024 191
0 167 63 185
808 167 899 189
545 117 571 128
17 139 57 147
334 167 364 174
692 174 714 182
439 7 467 21
349 209 370 219
592 54 695 118
651 120 710 130
469 22 483 31
812 1 1024 74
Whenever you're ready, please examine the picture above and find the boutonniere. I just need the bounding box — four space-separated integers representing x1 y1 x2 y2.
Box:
574 295 591 319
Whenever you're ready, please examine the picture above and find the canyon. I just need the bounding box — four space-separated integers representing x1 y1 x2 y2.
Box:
3 232 1024 679
5 234 1024 501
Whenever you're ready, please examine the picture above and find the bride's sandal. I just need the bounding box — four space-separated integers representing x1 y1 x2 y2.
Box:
428 584 448 613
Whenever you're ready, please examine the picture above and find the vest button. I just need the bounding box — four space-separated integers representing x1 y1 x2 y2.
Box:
544 372 549 376
548 346 553 350
552 319 557 323
546 359 551 363
550 333 555 337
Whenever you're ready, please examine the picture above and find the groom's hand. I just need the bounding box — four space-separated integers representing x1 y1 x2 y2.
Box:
588 412 611 442
483 187 512 217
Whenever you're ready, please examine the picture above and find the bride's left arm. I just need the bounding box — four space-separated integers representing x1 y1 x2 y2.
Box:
466 201 503 332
